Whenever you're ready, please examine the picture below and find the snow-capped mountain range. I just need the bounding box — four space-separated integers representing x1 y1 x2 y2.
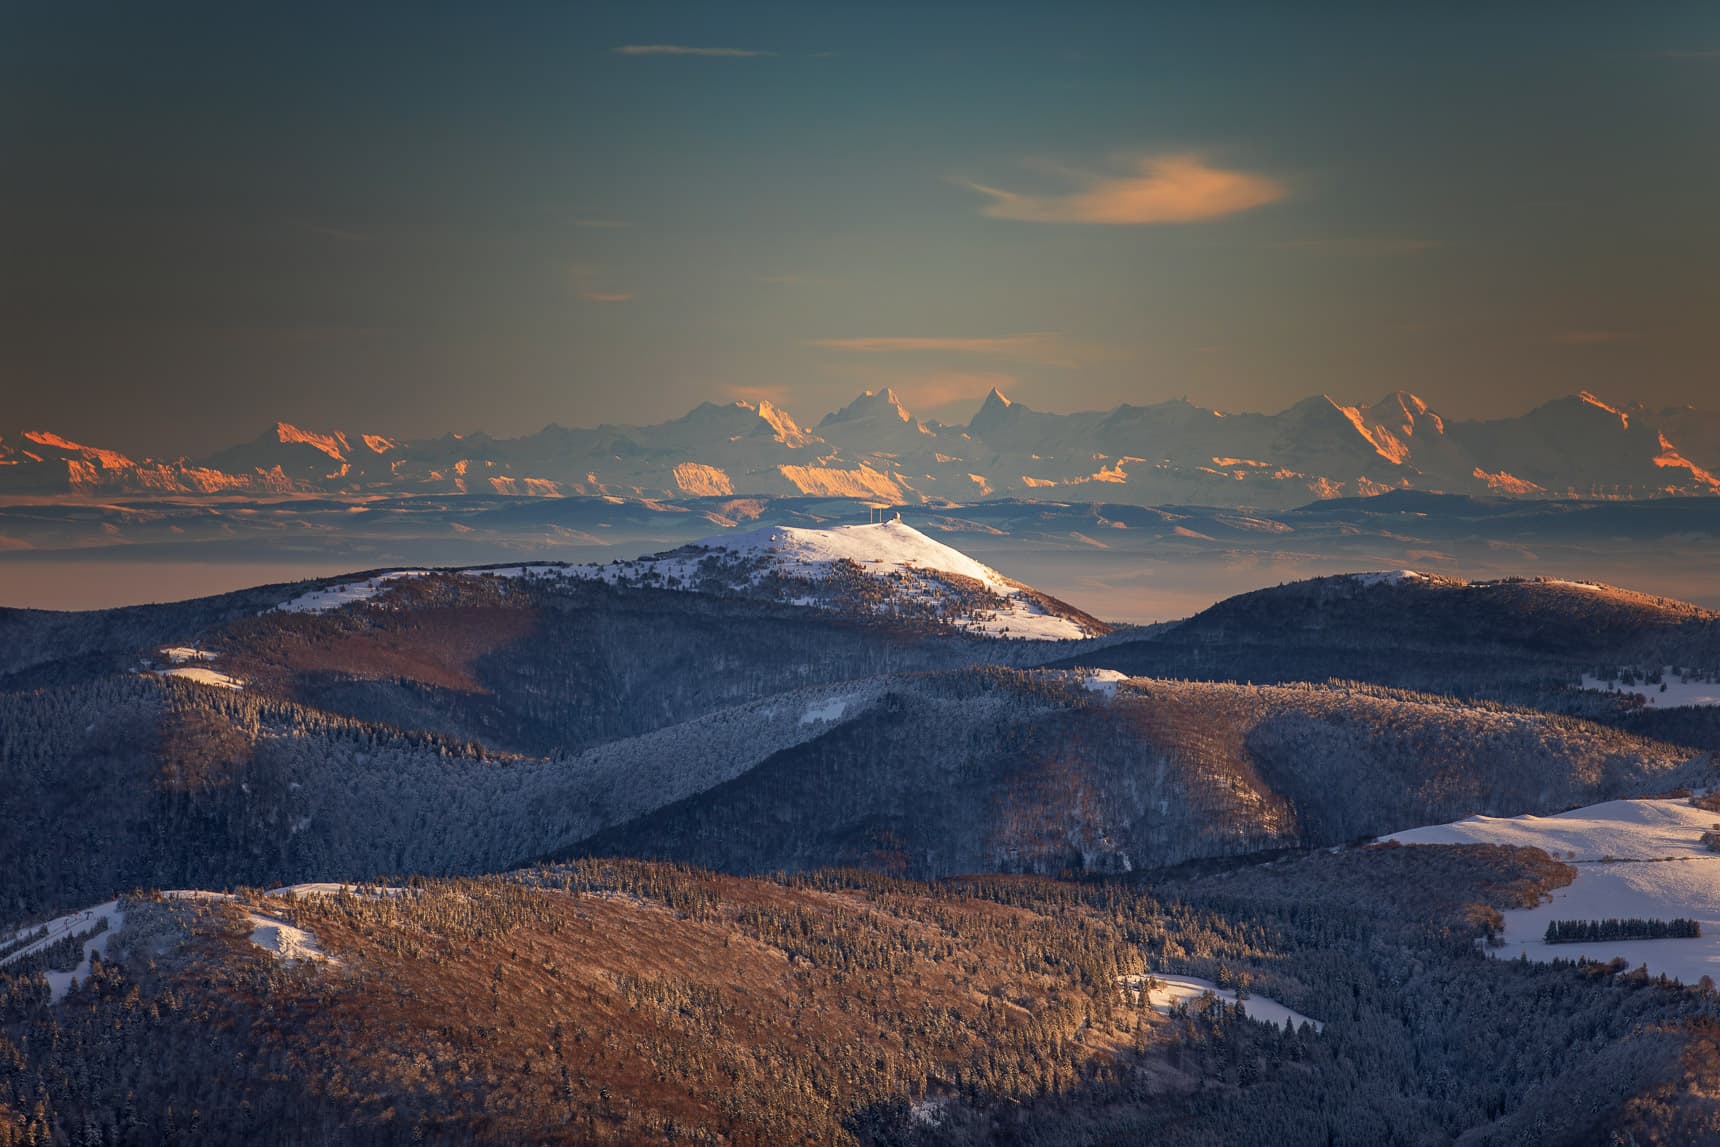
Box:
5 387 1719 509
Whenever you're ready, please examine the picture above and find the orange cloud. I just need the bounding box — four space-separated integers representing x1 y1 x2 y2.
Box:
569 263 633 303
724 384 798 405
806 332 1080 366
964 153 1285 225
897 371 1020 411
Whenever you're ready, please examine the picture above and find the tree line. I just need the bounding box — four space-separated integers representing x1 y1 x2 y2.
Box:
1543 917 1701 944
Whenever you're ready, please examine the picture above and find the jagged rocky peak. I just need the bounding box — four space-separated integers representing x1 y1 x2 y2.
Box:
820 388 913 426
11 386 1720 505
270 422 350 461
967 387 1018 433
1364 391 1446 437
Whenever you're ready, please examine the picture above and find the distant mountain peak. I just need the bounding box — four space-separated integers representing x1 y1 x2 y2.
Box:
271 422 349 461
968 387 1019 436
682 400 817 448
1577 390 1630 427
17 430 138 470
572 518 1109 639
11 385 1720 506
820 388 913 427
749 400 814 447
1364 390 1445 437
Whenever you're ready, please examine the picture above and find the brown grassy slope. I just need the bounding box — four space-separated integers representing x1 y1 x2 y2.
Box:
142 870 1159 1144
219 583 539 697
14 847 1702 1147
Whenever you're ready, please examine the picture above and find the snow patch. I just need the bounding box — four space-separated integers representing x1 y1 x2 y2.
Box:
160 889 342 965
1120 973 1323 1031
1387 798 1720 984
1580 668 1720 709
155 666 244 690
275 570 433 614
0 901 125 1003
159 646 219 663
243 912 338 965
1347 570 1430 587
1075 668 1129 697
799 698 850 726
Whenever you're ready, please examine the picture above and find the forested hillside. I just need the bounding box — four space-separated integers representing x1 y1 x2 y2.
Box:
580 671 1713 878
6 846 1720 1145
9 666 1704 920
8 552 1720 1140
1057 573 1720 730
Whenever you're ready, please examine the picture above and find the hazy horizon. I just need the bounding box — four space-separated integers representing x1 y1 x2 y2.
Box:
6 2 1718 458
10 380 1718 455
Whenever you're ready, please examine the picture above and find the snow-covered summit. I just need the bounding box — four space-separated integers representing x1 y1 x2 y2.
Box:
1346 570 1434 587
572 518 1109 640
257 520 1110 639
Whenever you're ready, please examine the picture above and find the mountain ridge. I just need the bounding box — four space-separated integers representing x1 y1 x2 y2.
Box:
6 387 1720 509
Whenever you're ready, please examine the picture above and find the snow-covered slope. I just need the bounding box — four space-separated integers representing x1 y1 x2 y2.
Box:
1580 668 1720 709
565 519 1110 640
1387 798 1720 984
1119 972 1324 1032
256 520 1109 640
276 570 434 614
0 900 125 1002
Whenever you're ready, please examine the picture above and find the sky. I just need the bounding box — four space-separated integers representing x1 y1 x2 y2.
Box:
3 1 1718 458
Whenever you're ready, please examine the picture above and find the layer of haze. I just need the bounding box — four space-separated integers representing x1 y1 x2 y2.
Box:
4 1 1718 458
9 547 1720 620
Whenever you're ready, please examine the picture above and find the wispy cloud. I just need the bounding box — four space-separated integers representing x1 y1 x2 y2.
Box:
1550 329 1636 346
962 153 1285 225
890 370 1019 412
725 384 797 405
807 332 1082 366
1274 237 1439 257
613 44 773 58
569 264 633 303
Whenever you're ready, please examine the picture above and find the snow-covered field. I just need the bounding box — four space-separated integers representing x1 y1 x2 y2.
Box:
242 910 337 964
1074 668 1130 697
798 696 852 726
1387 798 1720 984
160 646 219 663
1120 972 1323 1031
275 569 433 613
1580 669 1720 709
156 665 244 689
1347 571 1432 588
0 900 125 1002
0 889 350 1003
149 644 244 689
